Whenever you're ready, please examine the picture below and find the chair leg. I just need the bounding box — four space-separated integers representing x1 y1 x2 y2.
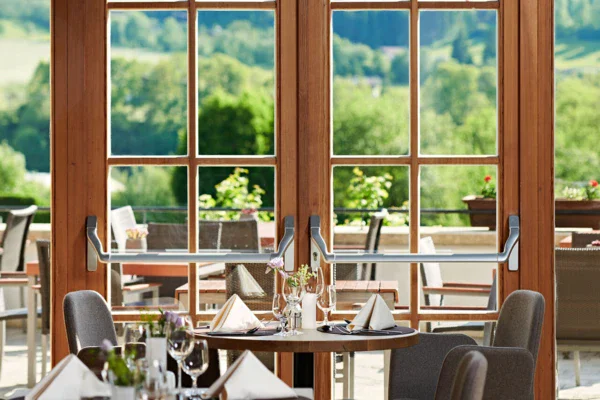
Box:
384 350 391 400
41 334 48 377
21 287 27 332
0 320 5 377
348 352 355 399
574 351 581 387
342 353 350 399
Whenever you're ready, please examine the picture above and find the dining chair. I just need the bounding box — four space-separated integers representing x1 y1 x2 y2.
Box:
110 205 137 252
36 240 51 377
388 290 544 400
435 346 534 400
199 219 260 252
435 350 487 400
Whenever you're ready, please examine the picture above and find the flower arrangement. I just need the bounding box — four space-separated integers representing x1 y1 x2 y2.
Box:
125 227 148 240
562 179 599 201
591 240 600 247
141 309 182 337
481 175 496 199
265 257 315 288
101 340 143 387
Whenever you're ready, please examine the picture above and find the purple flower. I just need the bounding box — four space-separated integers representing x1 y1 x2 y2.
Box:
175 317 184 329
164 311 178 324
101 339 114 352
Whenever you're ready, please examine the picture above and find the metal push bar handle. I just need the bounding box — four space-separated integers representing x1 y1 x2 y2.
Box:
310 215 520 270
86 215 294 271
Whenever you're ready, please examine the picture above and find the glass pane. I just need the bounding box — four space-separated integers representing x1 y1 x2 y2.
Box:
109 11 188 156
332 11 410 156
197 11 275 156
109 166 188 310
333 166 410 311
420 10 497 155
420 165 497 312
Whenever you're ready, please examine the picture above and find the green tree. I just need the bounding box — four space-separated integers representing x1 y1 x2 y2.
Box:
390 52 409 85
158 17 186 52
451 26 473 65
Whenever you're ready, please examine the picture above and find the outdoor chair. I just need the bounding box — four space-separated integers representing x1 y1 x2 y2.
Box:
199 219 260 252
389 290 544 400
556 247 600 386
64 290 221 387
334 212 385 281
36 240 51 377
436 350 488 400
571 232 600 248
110 206 137 252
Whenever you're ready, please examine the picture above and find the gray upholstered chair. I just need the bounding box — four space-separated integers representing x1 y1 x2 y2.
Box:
63 290 118 354
389 333 478 400
436 350 487 400
389 290 544 400
571 232 600 248
555 247 600 386
436 346 533 400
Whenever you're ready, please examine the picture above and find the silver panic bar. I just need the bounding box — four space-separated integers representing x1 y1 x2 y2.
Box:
310 215 520 271
86 215 295 271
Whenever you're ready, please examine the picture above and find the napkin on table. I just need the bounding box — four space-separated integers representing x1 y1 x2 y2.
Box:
210 294 264 332
347 293 396 331
202 350 298 400
26 354 110 400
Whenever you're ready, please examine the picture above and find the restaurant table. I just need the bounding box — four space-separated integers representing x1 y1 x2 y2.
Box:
194 326 418 400
175 280 400 310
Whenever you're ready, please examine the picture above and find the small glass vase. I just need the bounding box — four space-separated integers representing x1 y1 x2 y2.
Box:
283 282 305 336
111 385 136 400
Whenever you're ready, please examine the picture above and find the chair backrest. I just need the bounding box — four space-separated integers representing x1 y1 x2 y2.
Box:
146 223 188 251
0 205 37 272
226 263 274 310
63 290 118 354
198 220 259 252
482 273 498 346
362 212 385 280
436 346 534 400
388 333 477 400
435 350 487 400
556 248 600 341
419 236 444 307
571 232 600 248
110 267 124 308
36 240 51 335
493 290 545 364
110 206 137 251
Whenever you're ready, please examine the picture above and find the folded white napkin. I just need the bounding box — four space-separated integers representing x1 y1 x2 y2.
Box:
202 351 298 400
347 294 396 331
26 354 110 400
210 294 263 332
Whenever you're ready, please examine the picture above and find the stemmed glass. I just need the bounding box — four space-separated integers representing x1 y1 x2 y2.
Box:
166 315 194 394
306 266 324 297
123 323 146 369
317 285 337 327
182 339 210 398
272 293 288 336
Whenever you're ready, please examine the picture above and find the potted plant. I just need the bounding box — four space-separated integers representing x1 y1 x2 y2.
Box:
101 340 144 400
556 179 600 228
125 227 148 252
462 175 497 230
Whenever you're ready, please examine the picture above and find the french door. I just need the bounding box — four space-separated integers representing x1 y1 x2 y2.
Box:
51 0 555 398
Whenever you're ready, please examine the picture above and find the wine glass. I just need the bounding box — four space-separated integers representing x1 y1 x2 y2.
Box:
166 315 194 393
123 323 145 369
272 293 288 336
317 285 336 327
306 266 324 298
182 339 210 398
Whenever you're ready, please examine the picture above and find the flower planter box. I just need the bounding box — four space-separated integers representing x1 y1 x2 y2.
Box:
462 195 496 230
555 199 600 229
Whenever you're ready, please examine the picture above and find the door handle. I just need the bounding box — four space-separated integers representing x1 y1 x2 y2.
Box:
309 215 520 271
86 215 295 271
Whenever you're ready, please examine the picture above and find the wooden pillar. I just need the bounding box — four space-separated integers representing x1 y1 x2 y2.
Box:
520 0 556 397
51 0 107 362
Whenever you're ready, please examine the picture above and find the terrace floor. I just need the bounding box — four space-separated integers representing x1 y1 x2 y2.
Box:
0 328 598 400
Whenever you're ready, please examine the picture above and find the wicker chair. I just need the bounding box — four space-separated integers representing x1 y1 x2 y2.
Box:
571 232 600 248
199 219 260 252
556 247 600 386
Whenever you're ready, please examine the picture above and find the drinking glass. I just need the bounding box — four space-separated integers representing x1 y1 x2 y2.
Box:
306 266 324 298
272 293 288 336
317 285 336 327
166 315 194 393
123 323 145 369
182 339 210 398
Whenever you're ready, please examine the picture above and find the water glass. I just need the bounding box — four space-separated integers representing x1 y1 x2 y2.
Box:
272 293 288 336
166 315 194 393
317 285 336 327
182 339 210 398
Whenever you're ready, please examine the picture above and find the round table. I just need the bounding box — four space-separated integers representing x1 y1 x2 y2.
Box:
195 327 419 353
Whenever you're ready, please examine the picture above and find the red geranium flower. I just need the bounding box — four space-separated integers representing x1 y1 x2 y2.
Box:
590 179 598 188
484 175 492 183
